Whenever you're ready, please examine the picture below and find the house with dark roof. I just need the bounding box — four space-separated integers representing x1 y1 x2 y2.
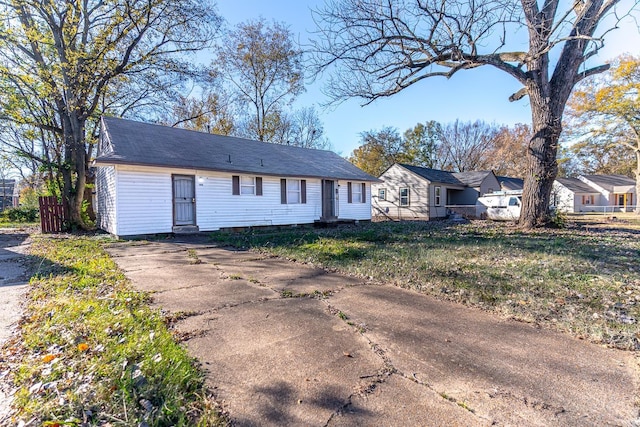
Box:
372 163 472 220
552 177 602 213
94 117 378 236
578 175 636 211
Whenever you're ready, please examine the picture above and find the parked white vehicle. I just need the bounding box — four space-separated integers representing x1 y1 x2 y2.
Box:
476 191 522 221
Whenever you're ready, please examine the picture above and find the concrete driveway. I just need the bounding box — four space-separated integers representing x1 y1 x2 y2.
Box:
0 229 32 420
107 238 639 426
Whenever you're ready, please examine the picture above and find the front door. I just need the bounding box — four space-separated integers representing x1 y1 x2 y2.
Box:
173 175 196 226
322 180 336 219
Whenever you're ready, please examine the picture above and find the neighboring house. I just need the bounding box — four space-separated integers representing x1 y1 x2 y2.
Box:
552 177 602 213
451 171 500 205
578 175 636 211
372 164 465 220
94 117 377 237
0 179 16 212
497 176 524 191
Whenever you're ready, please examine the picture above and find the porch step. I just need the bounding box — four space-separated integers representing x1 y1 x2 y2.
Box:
172 225 200 234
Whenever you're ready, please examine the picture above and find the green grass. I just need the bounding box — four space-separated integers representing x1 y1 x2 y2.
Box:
2 236 225 426
211 220 640 350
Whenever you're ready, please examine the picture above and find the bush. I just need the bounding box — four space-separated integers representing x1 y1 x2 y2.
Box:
1 206 39 222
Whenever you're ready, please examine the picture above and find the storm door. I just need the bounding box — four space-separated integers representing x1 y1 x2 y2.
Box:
173 175 196 226
322 180 336 219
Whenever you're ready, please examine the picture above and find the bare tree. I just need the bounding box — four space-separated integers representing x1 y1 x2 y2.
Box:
215 19 304 143
311 0 638 227
0 0 219 228
438 120 499 172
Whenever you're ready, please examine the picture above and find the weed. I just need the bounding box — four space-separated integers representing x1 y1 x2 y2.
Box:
187 248 202 265
281 290 294 298
228 274 242 280
337 311 348 320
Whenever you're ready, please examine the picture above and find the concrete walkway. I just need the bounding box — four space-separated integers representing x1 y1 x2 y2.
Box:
0 229 31 421
107 239 639 427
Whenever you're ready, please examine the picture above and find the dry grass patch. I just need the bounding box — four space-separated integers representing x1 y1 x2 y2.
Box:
211 220 640 350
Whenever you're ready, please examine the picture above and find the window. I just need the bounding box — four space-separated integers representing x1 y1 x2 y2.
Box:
352 182 362 203
288 179 301 204
378 188 387 201
241 176 255 195
280 179 306 204
233 176 262 196
434 186 441 206
399 188 410 206
509 197 521 206
348 182 367 203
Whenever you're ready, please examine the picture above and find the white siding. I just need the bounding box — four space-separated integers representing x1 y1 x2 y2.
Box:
96 166 117 234
196 172 323 230
116 169 173 236
372 164 431 219
338 181 372 220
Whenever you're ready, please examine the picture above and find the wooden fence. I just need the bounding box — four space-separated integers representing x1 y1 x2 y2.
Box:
39 196 67 233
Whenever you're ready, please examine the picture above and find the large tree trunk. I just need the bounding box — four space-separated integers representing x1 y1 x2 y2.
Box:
61 113 89 230
635 148 640 215
519 86 561 229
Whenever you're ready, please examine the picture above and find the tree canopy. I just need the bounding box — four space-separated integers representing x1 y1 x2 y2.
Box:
0 0 220 227
312 0 638 227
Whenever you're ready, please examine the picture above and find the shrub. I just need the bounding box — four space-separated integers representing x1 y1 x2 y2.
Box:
1 206 39 222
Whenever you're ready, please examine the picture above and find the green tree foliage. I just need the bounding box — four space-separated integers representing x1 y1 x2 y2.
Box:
402 121 441 168
349 127 407 177
0 0 219 228
565 55 640 206
215 19 304 143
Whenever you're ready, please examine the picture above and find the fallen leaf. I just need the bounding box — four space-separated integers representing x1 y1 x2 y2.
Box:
77 343 90 352
42 354 56 363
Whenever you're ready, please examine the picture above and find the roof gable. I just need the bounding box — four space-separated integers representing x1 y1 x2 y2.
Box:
95 117 377 182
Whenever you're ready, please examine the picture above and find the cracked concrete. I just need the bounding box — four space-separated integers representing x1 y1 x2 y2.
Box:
107 238 639 426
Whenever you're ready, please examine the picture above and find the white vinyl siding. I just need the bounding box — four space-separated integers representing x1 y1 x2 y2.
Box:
96 165 373 236
338 181 371 220
96 165 117 234
371 164 431 219
116 169 173 235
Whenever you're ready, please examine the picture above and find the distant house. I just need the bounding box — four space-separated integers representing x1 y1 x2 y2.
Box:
372 164 501 220
0 179 16 212
94 117 378 237
578 175 636 211
497 176 524 191
552 177 602 213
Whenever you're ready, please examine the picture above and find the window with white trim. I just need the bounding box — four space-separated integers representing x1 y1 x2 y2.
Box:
352 182 362 203
399 188 410 206
378 188 386 201
434 186 442 206
287 179 301 204
241 176 255 195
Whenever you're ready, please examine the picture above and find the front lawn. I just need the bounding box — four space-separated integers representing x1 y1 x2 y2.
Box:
211 220 640 350
1 236 225 426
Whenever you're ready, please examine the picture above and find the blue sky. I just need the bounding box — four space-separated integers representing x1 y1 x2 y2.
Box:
217 0 640 156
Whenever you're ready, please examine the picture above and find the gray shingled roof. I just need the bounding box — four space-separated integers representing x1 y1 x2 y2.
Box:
581 174 635 191
453 171 493 188
497 176 524 191
95 117 378 182
556 177 599 193
398 164 464 186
